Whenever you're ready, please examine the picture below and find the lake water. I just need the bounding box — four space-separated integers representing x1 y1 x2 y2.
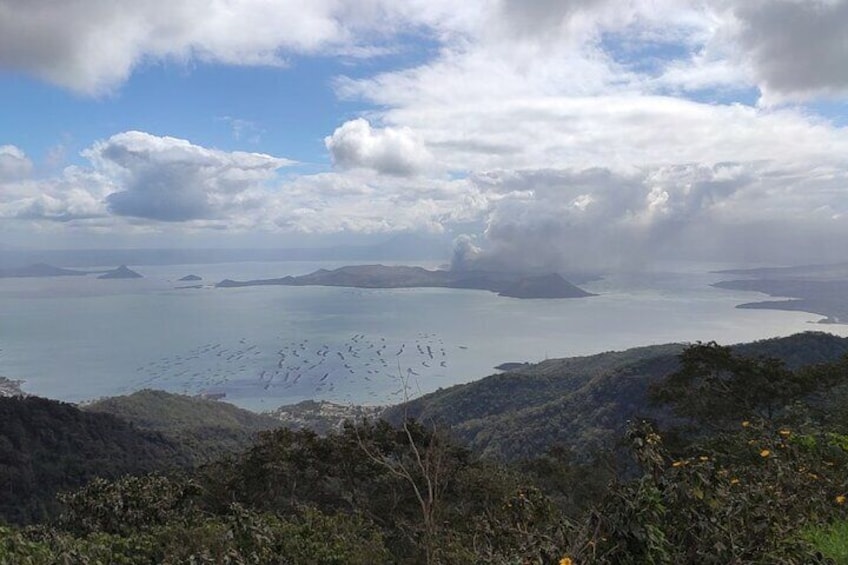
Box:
1 260 843 411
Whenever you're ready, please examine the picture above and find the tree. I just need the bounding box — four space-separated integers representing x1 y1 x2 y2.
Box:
651 342 811 427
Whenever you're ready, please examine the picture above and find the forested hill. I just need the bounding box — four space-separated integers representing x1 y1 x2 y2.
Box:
5 332 848 562
384 331 848 461
83 389 281 464
0 395 191 524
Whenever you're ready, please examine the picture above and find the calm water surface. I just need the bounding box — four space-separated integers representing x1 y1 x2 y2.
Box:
1 261 842 411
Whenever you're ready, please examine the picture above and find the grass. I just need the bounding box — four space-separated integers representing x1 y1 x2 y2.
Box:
804 519 848 564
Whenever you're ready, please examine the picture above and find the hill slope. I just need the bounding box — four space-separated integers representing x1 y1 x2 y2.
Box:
385 332 848 461
0 395 190 524
84 390 281 463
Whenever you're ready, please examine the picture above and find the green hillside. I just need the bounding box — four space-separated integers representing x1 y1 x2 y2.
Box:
83 389 282 464
4 332 848 562
0 396 190 524
386 332 848 461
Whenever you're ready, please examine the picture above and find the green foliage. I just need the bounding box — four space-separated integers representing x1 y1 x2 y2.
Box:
577 420 848 564
200 419 551 563
84 390 281 464
7 333 848 562
0 396 190 525
387 333 848 462
0 505 389 564
804 520 848 564
56 474 199 536
650 341 805 425
519 446 614 518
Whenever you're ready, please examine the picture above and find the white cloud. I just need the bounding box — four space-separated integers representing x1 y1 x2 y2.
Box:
266 171 490 234
325 119 433 176
88 131 292 222
0 146 108 223
0 0 408 95
4 0 848 266
457 161 848 271
0 131 488 238
0 132 293 228
2 0 845 103
317 0 848 266
0 145 33 180
723 0 848 101
0 165 111 222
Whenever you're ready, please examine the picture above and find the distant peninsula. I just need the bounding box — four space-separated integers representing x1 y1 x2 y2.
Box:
0 263 88 278
714 263 848 324
216 264 594 299
98 265 143 280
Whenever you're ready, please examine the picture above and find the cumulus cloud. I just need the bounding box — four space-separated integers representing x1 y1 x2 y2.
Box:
0 145 107 223
0 145 33 180
322 0 848 268
0 165 111 223
0 0 405 94
0 131 488 237
87 131 292 222
452 161 848 272
0 132 296 229
325 119 433 176
726 0 848 100
2 0 844 102
5 0 848 266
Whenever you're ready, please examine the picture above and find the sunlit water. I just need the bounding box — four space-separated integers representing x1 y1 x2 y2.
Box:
1 260 843 411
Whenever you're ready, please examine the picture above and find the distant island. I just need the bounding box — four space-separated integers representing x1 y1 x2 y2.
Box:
216 264 594 299
97 265 143 280
713 263 848 323
179 274 202 281
0 263 89 278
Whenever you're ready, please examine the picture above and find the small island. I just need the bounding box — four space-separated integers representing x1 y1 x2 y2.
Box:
98 265 143 279
216 264 594 299
179 274 202 281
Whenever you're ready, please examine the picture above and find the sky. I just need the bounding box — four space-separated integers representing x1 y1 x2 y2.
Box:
1 0 848 271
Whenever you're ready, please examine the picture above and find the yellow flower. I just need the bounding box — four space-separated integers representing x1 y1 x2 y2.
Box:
741 421 751 428
560 557 574 565
730 478 740 485
779 429 791 437
699 455 709 462
760 449 771 458
836 495 846 505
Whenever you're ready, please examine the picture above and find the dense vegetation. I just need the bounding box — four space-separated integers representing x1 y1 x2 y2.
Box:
4 331 848 562
0 396 190 524
387 332 848 461
84 389 281 464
